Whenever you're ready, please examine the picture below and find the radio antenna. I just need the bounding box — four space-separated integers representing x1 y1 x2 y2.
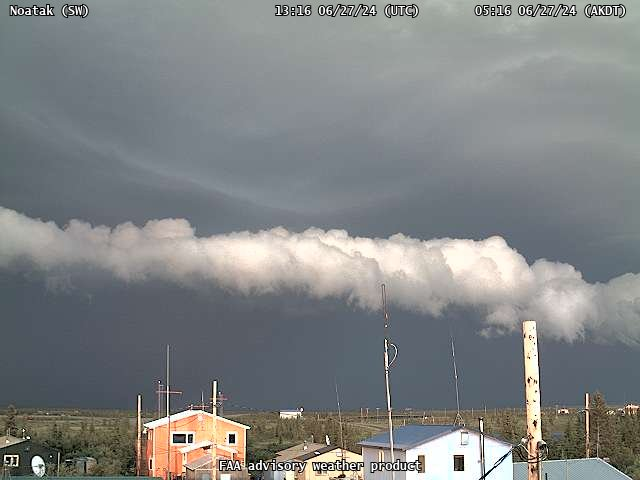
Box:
335 379 346 476
382 284 398 480
450 327 464 426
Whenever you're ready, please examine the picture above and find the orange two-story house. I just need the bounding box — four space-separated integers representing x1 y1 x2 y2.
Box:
144 409 250 479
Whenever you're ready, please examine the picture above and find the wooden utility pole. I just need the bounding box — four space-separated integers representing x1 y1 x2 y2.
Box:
585 392 590 458
523 320 543 480
136 394 142 476
211 380 218 480
157 381 163 418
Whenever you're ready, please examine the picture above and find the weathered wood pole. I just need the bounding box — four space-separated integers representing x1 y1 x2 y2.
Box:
136 394 142 476
212 380 218 480
585 392 590 458
523 320 542 480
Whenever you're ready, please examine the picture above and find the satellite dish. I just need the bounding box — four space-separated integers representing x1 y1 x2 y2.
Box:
31 455 46 477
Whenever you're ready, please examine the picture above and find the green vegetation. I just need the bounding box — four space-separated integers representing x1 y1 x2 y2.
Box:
2 406 136 476
540 392 640 478
3 395 640 478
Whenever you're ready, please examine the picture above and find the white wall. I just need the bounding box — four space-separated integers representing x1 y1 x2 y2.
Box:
362 430 512 480
279 412 302 419
362 447 407 480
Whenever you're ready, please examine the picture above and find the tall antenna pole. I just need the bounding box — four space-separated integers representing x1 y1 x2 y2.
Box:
335 380 346 476
166 345 171 480
335 381 345 450
450 331 464 426
523 321 543 480
382 284 396 480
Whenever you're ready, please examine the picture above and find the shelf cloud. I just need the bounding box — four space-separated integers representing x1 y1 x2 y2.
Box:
1 206 638 345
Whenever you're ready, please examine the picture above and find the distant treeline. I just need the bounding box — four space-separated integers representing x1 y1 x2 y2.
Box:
3 405 135 476
4 393 640 478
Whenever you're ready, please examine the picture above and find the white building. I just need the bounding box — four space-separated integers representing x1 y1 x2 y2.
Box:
264 443 363 480
359 424 512 480
279 408 303 419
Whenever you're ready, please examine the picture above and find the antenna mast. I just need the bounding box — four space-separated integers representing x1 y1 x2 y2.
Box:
450 331 464 426
335 380 345 451
382 284 397 480
335 380 346 477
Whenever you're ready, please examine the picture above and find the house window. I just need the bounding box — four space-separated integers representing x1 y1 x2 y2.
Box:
171 432 195 444
227 432 237 446
149 458 153 470
453 455 464 471
378 449 384 462
3 455 19 467
417 455 425 473
460 431 469 446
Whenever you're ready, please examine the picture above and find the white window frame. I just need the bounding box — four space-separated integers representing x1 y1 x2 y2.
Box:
170 430 196 445
226 431 238 446
3 455 19 467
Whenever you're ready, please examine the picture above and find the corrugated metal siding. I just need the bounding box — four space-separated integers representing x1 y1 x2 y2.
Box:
513 458 632 480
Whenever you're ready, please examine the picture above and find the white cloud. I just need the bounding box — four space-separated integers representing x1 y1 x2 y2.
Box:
2 206 639 345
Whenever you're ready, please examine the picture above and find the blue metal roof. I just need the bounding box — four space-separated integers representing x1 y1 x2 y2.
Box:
513 458 632 480
358 425 462 450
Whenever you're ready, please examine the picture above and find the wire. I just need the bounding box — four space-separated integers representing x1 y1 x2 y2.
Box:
476 446 516 480
476 443 547 480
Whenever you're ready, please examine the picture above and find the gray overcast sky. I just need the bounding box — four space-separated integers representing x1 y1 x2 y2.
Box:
1 1 639 411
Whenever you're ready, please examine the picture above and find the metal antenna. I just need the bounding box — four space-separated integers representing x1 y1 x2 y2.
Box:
450 329 464 426
335 379 347 476
335 380 345 451
382 284 397 480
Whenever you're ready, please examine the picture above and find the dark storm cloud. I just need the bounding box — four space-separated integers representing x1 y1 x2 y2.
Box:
0 0 638 409
2 1 638 212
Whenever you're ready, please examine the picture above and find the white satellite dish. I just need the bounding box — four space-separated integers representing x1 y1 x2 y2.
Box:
31 455 46 477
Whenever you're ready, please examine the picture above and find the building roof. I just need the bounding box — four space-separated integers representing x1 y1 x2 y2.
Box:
513 458 632 480
0 435 28 449
358 424 511 450
359 425 462 450
179 441 237 455
179 440 213 454
185 454 242 471
143 409 250 430
275 443 328 461
274 444 351 463
296 445 342 462
185 455 215 470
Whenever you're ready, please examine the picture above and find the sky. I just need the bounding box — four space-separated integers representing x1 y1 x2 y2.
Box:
0 1 639 413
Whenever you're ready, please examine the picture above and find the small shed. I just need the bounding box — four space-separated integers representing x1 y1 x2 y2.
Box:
64 456 98 474
279 408 303 419
184 455 249 480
